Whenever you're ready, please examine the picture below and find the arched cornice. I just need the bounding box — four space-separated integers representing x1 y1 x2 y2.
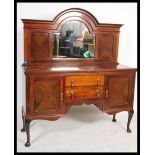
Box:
22 8 123 31
51 8 99 33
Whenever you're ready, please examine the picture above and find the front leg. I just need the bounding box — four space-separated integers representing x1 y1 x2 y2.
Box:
25 119 31 147
112 114 116 122
127 110 134 133
21 106 25 132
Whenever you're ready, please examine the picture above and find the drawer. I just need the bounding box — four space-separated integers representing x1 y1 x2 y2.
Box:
65 75 104 87
65 86 104 99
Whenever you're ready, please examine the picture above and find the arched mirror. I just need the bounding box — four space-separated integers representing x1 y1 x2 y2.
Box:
53 21 95 59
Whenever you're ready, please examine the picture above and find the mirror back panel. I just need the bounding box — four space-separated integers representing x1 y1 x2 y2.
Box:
53 21 95 59
22 8 122 64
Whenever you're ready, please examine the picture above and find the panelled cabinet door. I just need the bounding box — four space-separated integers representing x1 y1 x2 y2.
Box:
30 31 52 63
107 76 130 105
30 75 63 115
96 34 116 62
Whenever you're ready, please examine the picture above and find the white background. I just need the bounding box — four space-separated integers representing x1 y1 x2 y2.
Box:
17 2 137 113
2 0 154 154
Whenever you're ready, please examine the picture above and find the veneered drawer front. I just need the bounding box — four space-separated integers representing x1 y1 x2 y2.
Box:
65 86 104 99
65 75 104 87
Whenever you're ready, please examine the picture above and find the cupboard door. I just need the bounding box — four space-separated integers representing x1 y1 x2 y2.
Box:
96 34 115 62
107 76 130 105
30 31 52 63
31 75 63 115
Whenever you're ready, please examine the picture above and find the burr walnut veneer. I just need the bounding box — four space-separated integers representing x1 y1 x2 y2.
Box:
20 8 137 147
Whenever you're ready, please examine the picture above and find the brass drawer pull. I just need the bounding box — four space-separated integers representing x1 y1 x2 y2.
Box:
71 80 74 87
70 90 74 99
96 89 100 97
106 90 108 98
60 92 63 101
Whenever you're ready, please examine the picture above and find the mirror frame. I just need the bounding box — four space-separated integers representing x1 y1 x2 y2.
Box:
53 20 96 60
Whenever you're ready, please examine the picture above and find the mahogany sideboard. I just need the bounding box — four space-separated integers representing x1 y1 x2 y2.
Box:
20 8 137 147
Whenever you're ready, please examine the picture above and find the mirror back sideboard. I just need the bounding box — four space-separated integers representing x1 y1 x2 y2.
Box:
20 8 137 147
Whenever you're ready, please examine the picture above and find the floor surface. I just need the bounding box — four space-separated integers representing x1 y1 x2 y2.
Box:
17 104 137 152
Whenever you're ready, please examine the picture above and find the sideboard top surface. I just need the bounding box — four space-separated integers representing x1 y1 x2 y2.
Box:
22 63 137 74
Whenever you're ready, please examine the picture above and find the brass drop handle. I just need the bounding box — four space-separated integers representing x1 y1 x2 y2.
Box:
71 80 74 87
70 90 74 99
96 89 100 97
60 92 63 101
97 79 99 86
106 90 108 98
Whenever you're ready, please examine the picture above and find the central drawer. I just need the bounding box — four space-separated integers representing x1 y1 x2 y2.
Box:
65 86 104 99
65 75 104 87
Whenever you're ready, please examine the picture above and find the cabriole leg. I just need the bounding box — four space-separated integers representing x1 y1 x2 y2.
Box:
25 119 31 147
112 114 116 122
127 110 134 133
21 106 25 132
